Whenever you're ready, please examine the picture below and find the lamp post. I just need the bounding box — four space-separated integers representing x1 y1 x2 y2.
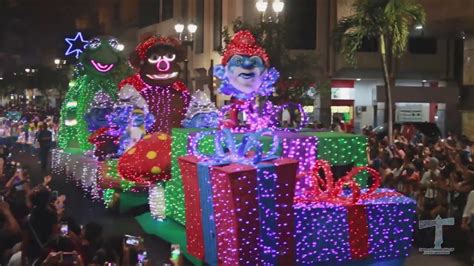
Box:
175 22 198 88
256 0 284 23
54 58 67 103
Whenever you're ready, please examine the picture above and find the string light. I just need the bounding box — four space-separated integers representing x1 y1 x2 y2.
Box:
59 35 127 152
166 128 215 225
178 130 298 264
166 130 366 224
218 100 308 133
149 184 166 220
118 74 190 134
65 32 89 58
293 160 416 264
58 75 119 151
182 91 219 128
118 132 172 185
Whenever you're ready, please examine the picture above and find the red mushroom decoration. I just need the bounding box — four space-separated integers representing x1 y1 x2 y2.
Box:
118 132 172 185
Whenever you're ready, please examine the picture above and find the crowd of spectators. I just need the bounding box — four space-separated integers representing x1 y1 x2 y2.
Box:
0 157 182 265
0 171 184 265
364 128 474 261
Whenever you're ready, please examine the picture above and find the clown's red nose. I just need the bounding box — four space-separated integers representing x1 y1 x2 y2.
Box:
156 59 170 72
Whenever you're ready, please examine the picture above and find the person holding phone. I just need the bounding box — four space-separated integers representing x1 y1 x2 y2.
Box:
38 235 84 266
169 244 183 266
122 235 151 266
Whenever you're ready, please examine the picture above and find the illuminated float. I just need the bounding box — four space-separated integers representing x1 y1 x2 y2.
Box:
130 30 416 266
53 31 416 266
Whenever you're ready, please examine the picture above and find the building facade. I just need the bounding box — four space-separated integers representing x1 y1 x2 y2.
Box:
134 0 472 135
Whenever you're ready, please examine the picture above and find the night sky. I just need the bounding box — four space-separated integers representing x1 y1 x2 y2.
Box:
0 0 102 70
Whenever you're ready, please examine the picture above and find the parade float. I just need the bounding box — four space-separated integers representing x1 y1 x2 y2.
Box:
53 31 416 265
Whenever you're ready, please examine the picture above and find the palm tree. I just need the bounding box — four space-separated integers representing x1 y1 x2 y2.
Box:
333 0 425 144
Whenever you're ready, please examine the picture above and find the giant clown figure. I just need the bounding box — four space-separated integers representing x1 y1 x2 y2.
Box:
118 36 190 134
213 30 279 129
111 36 190 186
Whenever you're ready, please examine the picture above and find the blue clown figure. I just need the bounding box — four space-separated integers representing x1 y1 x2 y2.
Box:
84 91 114 132
213 30 279 100
182 91 219 128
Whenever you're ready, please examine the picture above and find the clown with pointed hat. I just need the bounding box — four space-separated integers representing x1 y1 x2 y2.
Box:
214 30 279 100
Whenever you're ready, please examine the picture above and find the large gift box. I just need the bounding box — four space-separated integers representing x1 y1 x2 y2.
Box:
178 130 299 265
294 160 416 265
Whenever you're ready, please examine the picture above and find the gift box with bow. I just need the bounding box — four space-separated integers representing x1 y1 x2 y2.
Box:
178 129 298 265
294 160 416 265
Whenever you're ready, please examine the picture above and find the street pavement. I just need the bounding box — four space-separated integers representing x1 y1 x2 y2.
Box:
10 146 471 266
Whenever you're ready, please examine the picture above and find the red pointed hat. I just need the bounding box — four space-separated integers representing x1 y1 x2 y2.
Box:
135 35 183 60
221 30 270 67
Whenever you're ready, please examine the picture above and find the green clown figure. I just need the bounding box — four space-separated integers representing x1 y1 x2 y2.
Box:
58 36 128 151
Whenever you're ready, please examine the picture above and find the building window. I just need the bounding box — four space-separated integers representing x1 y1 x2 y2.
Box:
284 0 316 49
195 0 204 53
162 0 173 21
213 0 222 51
409 37 437 54
139 0 160 27
181 0 188 19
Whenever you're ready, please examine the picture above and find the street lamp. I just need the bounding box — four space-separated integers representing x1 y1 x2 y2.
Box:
272 0 284 20
54 58 66 69
175 22 198 42
256 0 284 22
187 23 198 40
174 22 198 88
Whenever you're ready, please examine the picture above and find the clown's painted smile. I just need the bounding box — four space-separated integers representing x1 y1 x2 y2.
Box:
146 72 179 80
238 72 256 79
90 60 115 73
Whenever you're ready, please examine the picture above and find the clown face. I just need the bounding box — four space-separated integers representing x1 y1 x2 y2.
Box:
225 55 266 95
140 45 181 86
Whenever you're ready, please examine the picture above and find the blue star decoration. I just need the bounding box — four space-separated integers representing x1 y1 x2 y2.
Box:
65 32 89 59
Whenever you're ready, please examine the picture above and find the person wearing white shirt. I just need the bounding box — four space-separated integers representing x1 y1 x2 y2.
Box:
420 157 440 199
462 190 474 231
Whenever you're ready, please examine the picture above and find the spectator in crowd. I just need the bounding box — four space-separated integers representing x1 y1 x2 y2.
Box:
22 186 59 264
0 201 21 265
36 124 52 171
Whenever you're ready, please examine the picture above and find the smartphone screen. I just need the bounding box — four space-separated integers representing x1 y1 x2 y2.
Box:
124 235 141 246
61 252 75 264
171 244 180 260
52 191 59 200
137 251 147 263
60 223 69 236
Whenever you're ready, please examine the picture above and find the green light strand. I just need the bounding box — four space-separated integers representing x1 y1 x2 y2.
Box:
58 74 118 151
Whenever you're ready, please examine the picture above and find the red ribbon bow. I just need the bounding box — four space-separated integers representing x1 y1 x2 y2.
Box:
295 160 385 205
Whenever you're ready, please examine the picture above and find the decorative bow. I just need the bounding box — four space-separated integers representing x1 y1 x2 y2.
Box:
218 101 308 133
190 129 279 165
296 160 396 205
